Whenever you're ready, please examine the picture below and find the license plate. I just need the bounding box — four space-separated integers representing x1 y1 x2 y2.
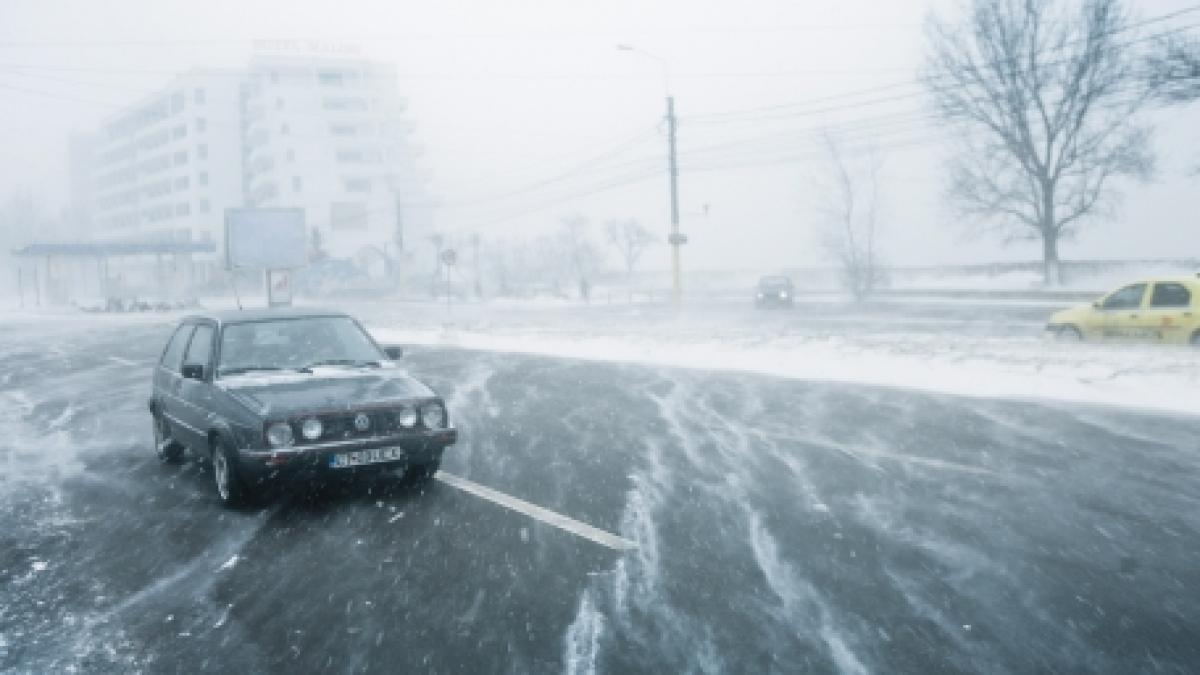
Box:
329 447 405 469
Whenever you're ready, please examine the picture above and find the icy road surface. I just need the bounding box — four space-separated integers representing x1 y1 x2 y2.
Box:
2 316 1199 673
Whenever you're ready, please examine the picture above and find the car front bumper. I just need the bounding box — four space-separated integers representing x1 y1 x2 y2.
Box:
236 428 457 480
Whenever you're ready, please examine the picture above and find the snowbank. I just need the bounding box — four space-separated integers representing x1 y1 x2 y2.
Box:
371 319 1200 418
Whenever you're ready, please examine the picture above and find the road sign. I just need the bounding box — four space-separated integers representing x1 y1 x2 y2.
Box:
441 249 458 266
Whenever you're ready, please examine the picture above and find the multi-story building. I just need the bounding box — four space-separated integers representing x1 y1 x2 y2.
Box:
239 55 429 262
72 55 429 287
86 69 245 248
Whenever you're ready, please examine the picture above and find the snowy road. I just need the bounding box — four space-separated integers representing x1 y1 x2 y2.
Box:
2 316 1200 673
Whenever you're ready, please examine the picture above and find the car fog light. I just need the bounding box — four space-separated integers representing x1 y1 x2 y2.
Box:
420 402 445 429
300 417 323 440
395 405 417 428
267 422 294 447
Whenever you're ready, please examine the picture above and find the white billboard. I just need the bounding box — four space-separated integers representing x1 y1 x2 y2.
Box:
224 208 307 270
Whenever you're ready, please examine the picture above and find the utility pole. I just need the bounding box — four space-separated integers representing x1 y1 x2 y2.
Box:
619 44 685 307
666 95 685 306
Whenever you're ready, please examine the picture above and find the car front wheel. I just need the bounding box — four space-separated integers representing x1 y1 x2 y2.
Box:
211 439 249 507
1057 325 1083 342
153 413 184 463
406 458 442 484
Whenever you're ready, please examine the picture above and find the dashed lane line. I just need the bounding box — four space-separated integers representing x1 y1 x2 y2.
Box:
436 472 636 552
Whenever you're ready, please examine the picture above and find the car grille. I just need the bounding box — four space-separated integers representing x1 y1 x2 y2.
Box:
296 410 404 443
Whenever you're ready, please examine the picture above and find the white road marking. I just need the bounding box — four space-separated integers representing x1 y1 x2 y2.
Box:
436 472 636 552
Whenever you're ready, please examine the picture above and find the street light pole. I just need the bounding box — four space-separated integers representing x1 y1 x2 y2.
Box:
619 44 684 307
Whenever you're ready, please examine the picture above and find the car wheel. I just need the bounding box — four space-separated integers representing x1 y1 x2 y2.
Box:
1057 325 1083 342
153 413 184 463
407 458 442 483
211 439 249 507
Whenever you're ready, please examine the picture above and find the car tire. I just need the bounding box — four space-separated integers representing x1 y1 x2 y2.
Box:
152 412 184 463
1058 325 1083 342
211 438 249 507
407 458 442 483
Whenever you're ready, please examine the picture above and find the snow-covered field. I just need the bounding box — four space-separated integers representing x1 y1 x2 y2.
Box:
358 300 1200 418
4 296 1197 418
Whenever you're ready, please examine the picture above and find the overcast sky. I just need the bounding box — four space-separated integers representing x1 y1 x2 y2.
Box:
1 0 1198 272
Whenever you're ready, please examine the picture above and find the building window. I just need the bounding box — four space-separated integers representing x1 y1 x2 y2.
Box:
286 149 295 162
292 176 302 191
270 70 279 84
197 144 208 159
173 151 188 166
318 71 344 86
174 176 190 190
176 202 191 216
171 92 185 113
198 171 208 186
343 177 371 192
196 117 207 132
280 123 289 135
336 150 364 163
330 124 356 136
194 88 206 104
199 198 210 214
172 124 187 139
276 97 284 109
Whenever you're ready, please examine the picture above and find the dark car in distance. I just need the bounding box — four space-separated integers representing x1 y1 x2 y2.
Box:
150 309 457 506
755 275 794 308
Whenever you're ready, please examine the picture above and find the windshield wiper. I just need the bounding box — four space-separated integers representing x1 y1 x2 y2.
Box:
301 359 381 370
218 366 294 376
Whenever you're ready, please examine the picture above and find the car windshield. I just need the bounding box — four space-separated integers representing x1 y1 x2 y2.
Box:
759 276 791 288
217 317 383 375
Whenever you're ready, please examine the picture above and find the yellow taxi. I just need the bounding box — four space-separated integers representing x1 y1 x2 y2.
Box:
1046 275 1200 345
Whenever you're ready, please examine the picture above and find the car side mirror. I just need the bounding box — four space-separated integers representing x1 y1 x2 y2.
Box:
383 346 404 360
181 364 206 380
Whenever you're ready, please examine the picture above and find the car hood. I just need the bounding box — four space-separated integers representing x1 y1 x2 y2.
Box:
217 365 436 417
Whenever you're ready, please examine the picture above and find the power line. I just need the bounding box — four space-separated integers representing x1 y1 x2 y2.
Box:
686 7 1200 122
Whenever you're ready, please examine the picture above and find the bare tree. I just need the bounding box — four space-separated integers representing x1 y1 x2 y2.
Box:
605 218 655 301
1147 37 1200 103
924 0 1154 285
560 215 603 303
814 134 885 302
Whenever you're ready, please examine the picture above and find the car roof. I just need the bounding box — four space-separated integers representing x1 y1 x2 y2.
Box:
180 307 351 326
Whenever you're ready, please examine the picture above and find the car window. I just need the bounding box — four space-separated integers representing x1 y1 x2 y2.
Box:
218 317 384 374
183 324 215 368
1149 283 1191 308
160 324 194 372
1101 283 1147 310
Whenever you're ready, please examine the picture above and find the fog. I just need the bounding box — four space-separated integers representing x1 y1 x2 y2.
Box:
4 3 1200 672
2 0 1199 308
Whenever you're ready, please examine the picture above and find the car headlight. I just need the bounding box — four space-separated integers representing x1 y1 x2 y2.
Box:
266 422 294 447
395 405 417 429
300 417 323 441
420 402 445 429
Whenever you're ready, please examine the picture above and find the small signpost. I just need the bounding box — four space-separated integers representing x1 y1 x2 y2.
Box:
267 269 293 308
440 249 456 312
